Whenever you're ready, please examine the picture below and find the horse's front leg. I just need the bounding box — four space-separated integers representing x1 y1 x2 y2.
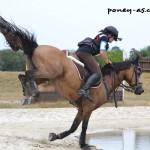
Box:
18 74 35 105
49 109 83 141
25 69 39 97
18 74 30 97
18 70 39 105
79 110 92 149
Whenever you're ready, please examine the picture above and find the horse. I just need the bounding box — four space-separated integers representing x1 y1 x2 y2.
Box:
0 16 144 149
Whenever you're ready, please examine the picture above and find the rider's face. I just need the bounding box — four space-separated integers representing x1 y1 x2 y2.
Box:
107 34 114 43
108 36 114 43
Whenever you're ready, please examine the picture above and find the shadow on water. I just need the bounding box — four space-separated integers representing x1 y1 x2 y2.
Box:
86 128 150 150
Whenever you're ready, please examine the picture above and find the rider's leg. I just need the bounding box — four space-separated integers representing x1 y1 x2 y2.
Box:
76 51 101 101
78 73 100 101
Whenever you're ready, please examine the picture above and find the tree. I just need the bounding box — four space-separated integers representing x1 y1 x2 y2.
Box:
140 45 150 57
129 46 150 59
0 49 26 71
95 47 123 66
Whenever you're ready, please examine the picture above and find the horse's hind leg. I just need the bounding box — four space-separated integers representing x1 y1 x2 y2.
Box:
49 109 83 141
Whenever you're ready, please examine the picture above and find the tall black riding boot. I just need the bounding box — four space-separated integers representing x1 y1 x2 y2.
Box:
78 73 100 101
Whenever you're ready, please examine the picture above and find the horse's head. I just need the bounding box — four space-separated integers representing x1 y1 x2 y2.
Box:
124 56 144 95
0 16 23 51
5 32 22 51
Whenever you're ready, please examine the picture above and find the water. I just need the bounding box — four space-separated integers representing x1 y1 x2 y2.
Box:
87 129 150 150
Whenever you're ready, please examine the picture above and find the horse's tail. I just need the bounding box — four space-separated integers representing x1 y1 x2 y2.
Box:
0 16 38 57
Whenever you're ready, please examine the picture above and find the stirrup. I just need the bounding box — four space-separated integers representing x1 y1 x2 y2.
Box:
78 89 93 102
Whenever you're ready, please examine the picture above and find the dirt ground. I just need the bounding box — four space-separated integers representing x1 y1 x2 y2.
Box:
0 107 150 150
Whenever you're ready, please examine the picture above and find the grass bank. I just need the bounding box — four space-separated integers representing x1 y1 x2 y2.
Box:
0 71 149 108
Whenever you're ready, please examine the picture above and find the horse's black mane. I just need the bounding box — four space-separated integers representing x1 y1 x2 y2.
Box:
102 61 132 76
0 16 38 57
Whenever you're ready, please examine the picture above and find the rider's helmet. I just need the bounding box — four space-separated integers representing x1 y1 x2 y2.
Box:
104 26 121 41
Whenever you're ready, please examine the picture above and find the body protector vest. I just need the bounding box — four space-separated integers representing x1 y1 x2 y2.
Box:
77 33 108 55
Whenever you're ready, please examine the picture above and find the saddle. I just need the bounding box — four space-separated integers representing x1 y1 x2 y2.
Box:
68 53 101 87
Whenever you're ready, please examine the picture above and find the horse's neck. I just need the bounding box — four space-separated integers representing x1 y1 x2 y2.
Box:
103 71 125 94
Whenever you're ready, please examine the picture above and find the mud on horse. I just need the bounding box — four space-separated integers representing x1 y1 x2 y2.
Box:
0 16 144 149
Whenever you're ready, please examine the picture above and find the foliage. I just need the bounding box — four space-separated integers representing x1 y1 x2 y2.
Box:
129 46 150 59
95 47 123 66
67 49 76 55
0 46 123 71
66 47 123 67
0 49 26 71
140 45 150 57
107 48 123 62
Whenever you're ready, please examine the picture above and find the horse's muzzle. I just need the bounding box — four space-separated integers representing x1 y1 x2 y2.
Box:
134 83 144 95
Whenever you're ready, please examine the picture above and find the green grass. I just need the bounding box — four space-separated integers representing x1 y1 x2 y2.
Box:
0 71 150 108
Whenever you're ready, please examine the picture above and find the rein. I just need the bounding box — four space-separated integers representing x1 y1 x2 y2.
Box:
119 83 134 93
105 65 140 108
103 70 118 108
111 71 118 108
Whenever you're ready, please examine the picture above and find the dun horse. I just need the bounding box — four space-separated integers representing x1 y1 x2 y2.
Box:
0 16 144 149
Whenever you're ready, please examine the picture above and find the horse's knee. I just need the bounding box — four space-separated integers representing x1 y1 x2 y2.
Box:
25 70 35 80
18 74 27 83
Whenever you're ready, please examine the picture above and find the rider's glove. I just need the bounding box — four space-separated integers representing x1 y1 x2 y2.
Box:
107 62 114 71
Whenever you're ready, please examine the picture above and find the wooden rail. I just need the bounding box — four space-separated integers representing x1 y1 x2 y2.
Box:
139 59 150 72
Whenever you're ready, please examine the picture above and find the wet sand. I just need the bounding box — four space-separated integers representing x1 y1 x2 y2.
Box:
0 107 150 150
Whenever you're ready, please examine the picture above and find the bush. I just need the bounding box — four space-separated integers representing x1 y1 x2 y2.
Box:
95 48 123 66
0 49 26 71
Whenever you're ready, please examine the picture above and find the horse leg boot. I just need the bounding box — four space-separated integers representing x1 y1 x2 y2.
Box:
78 73 100 101
18 74 30 97
18 74 38 105
25 70 39 98
27 80 39 98
18 74 32 105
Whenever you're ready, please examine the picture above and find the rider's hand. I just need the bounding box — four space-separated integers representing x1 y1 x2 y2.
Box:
107 62 114 70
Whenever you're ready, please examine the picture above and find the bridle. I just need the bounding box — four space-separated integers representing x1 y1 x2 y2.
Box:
109 64 142 108
119 65 142 93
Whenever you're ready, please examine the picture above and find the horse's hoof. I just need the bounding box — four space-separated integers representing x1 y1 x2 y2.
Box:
49 133 57 141
27 96 35 104
80 143 88 149
20 97 35 105
20 98 28 105
80 144 96 150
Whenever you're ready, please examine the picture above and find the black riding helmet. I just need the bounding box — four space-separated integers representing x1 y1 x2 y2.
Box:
104 26 122 41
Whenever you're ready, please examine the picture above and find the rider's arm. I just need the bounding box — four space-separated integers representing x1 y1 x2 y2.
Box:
100 50 110 64
99 36 110 64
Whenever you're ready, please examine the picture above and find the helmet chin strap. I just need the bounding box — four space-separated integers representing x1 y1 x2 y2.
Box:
108 36 122 42
117 38 122 41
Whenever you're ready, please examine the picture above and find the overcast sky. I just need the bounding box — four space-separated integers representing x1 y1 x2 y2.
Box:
0 0 150 57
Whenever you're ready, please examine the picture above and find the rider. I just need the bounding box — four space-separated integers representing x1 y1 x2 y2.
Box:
76 26 122 101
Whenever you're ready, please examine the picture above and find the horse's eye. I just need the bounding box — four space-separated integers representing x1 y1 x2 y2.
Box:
137 67 142 75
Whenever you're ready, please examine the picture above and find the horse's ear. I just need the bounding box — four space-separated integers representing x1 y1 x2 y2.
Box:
132 56 140 66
